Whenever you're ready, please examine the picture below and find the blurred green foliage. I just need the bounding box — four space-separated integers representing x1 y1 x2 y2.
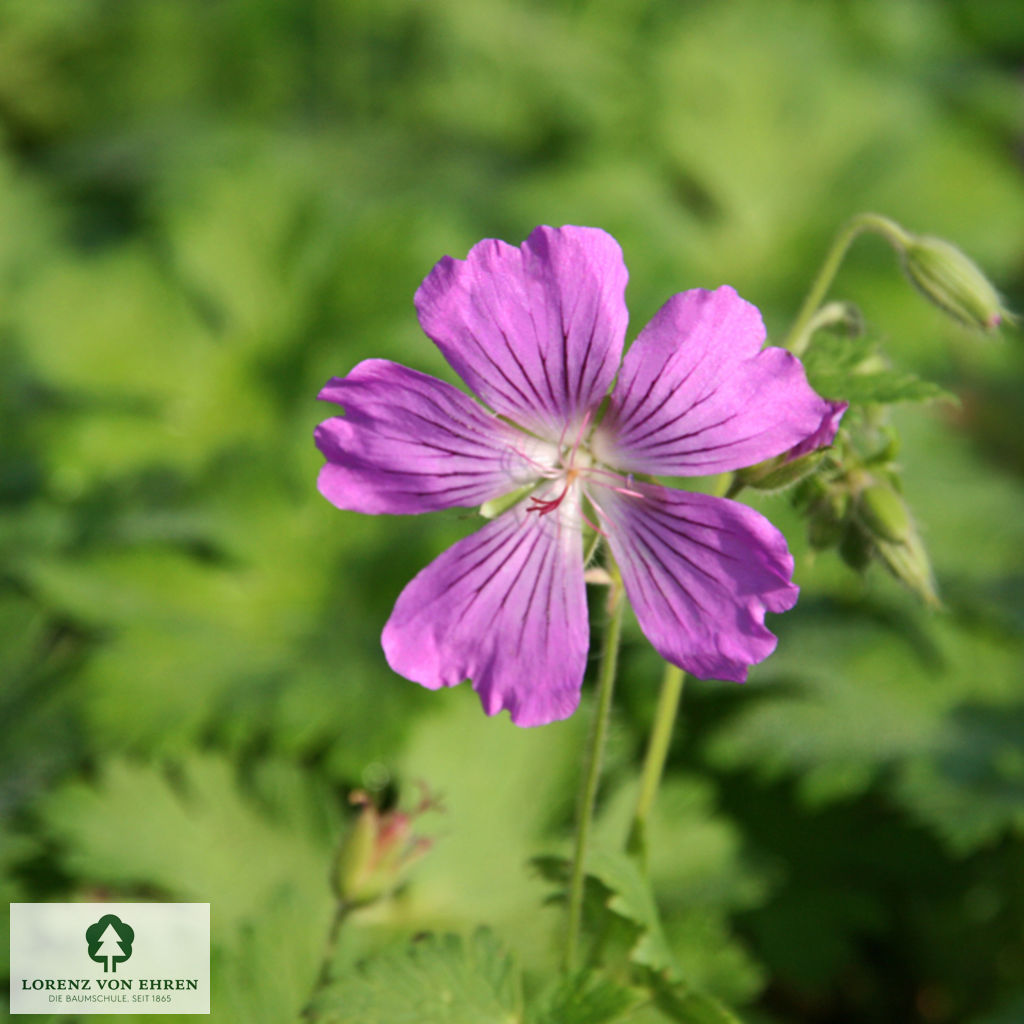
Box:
2 1 1024 1022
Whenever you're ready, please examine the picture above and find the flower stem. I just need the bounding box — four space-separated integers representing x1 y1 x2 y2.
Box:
302 900 352 1019
626 662 686 864
564 571 625 974
783 212 910 355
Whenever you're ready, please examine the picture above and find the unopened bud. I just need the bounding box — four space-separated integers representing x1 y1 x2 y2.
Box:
334 799 379 902
333 787 438 907
857 484 911 544
852 482 939 605
874 530 940 607
900 235 1008 331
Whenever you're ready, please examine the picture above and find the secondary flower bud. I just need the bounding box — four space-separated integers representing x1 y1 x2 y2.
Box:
850 480 938 605
900 235 1008 331
333 788 437 907
857 484 911 544
874 530 939 607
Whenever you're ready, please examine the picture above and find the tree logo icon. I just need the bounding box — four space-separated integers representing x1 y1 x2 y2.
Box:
85 914 135 973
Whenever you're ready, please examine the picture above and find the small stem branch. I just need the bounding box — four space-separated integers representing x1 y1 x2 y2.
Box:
564 572 625 974
783 212 909 355
626 663 685 863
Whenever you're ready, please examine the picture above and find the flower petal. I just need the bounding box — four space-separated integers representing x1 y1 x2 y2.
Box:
593 481 798 681
786 399 848 460
382 491 589 726
592 286 831 475
415 225 629 440
315 359 545 515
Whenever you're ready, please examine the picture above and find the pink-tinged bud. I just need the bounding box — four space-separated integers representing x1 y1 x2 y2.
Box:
333 786 439 907
899 235 1009 332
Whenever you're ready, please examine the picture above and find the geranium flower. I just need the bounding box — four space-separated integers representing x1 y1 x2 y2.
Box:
315 226 832 726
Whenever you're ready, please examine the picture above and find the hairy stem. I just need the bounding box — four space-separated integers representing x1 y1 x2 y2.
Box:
302 900 352 1019
626 663 686 864
783 212 910 355
564 571 625 974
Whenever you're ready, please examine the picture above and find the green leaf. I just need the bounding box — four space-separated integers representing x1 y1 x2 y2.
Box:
309 929 523 1024
642 972 745 1024
821 368 954 406
563 852 747 1022
40 754 334 931
585 850 678 978
39 754 337 1022
802 334 956 405
895 702 1024 854
529 973 643 1024
395 688 588 968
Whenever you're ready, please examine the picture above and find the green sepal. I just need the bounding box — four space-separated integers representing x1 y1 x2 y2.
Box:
737 450 826 493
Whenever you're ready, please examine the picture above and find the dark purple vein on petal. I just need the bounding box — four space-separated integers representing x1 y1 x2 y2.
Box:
514 527 555 645
633 510 727 587
628 523 710 617
624 409 738 451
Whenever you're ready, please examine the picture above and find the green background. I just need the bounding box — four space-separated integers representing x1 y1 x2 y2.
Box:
2 1 1023 1021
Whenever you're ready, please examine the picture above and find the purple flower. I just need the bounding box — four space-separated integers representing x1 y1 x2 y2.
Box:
786 400 848 461
316 226 832 726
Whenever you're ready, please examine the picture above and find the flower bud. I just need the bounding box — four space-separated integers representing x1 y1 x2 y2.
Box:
333 787 438 907
900 235 1008 331
874 530 940 607
857 484 910 544
852 482 939 605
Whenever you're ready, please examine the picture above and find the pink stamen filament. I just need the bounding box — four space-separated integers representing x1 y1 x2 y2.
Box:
513 447 561 479
521 410 649 528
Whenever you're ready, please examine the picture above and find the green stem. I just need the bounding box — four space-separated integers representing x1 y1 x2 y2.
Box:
783 212 910 355
564 572 625 974
302 900 352 1019
626 663 686 863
